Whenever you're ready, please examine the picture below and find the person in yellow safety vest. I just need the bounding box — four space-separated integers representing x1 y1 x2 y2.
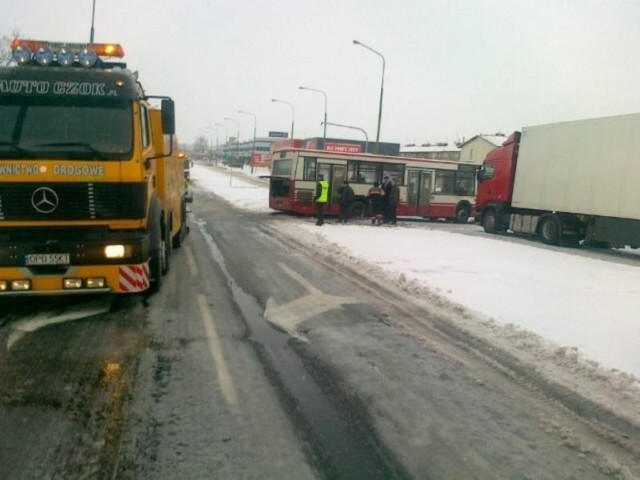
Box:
315 173 329 226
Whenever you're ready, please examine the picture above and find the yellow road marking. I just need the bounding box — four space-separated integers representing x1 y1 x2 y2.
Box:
197 294 238 407
186 245 199 276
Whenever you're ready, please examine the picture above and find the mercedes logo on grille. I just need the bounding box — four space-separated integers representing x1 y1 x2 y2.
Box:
31 187 59 214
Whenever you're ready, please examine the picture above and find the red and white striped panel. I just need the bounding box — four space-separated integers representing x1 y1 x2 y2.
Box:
119 263 150 292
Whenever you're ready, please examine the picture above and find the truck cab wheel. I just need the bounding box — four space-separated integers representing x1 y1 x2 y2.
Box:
161 230 170 275
149 248 162 293
482 209 499 233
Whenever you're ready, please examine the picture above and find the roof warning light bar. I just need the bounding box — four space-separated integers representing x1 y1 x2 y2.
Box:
10 39 125 68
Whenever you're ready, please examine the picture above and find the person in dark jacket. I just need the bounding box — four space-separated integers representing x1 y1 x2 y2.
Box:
381 176 392 223
367 181 383 225
338 181 355 223
388 177 400 225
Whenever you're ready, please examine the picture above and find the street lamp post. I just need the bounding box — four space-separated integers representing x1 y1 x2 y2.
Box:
224 117 240 186
214 123 228 144
299 86 327 149
271 98 295 140
238 110 257 173
321 121 369 153
353 39 385 154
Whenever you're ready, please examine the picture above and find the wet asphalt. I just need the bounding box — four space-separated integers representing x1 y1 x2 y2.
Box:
0 184 637 479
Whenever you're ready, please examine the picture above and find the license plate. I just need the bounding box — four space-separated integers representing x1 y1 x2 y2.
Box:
25 253 70 266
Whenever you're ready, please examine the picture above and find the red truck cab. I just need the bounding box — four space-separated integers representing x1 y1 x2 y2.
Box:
475 132 520 232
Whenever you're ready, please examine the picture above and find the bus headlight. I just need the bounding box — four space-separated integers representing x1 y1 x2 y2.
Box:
105 245 126 258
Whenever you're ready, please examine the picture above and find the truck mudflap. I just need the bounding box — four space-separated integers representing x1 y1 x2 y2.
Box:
0 261 151 296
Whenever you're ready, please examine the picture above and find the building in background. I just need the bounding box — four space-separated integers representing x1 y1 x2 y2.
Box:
458 134 507 165
217 135 401 168
300 137 400 156
400 143 461 161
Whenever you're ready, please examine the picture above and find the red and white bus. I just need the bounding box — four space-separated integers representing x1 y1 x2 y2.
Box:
267 148 476 222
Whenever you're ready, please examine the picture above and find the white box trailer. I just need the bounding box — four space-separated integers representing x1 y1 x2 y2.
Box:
513 113 640 220
476 112 640 248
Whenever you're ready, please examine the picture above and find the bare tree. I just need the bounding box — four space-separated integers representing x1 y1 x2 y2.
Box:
191 135 209 161
0 29 23 66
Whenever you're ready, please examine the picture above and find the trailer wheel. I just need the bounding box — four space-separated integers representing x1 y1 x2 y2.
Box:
539 215 561 245
482 209 499 233
454 203 471 224
348 200 368 219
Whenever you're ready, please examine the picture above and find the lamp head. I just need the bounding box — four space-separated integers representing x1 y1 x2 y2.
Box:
353 39 360 45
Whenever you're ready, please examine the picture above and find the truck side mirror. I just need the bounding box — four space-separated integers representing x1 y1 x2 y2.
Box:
161 99 176 135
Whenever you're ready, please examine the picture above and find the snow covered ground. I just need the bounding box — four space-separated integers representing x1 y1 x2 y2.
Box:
191 163 640 386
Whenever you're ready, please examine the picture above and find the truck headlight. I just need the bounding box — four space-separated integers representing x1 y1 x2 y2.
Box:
57 48 75 67
86 278 106 289
63 278 83 289
11 280 31 291
34 46 54 66
12 45 32 65
78 47 97 68
0 281 8 291
105 245 126 258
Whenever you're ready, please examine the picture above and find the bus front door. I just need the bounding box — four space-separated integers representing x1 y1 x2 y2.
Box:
407 170 432 216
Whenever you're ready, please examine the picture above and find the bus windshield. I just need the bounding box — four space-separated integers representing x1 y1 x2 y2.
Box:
0 97 133 160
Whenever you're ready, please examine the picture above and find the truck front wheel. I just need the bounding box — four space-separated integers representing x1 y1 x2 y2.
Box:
482 209 499 233
149 247 162 293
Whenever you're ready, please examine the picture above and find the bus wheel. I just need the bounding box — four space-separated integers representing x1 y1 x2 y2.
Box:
482 209 499 233
454 204 471 224
539 214 561 245
348 201 368 219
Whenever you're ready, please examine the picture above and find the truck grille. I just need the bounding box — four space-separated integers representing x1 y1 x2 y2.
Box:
0 182 147 221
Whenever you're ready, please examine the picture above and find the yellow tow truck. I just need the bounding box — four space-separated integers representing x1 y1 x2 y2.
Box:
0 38 188 295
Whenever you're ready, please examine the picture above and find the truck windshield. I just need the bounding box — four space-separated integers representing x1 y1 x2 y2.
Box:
0 97 133 160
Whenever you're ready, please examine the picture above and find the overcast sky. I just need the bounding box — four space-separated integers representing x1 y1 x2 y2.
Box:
3 0 640 146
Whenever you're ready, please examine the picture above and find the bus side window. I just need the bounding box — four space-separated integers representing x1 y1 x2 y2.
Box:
434 170 455 194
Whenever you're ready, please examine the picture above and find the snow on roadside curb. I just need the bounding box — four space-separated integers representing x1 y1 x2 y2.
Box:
285 222 640 427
